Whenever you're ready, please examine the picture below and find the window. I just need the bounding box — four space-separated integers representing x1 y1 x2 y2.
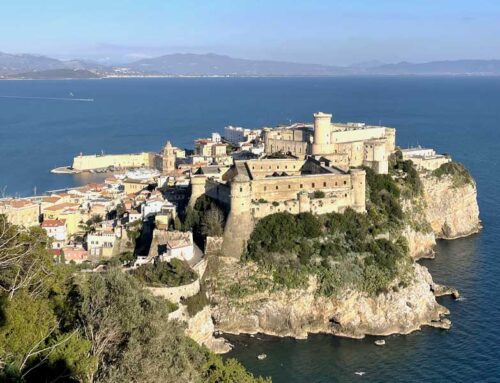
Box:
344 180 347 185
240 187 243 192
323 182 326 187
264 186 267 191
300 184 303 188
312 183 315 188
276 185 279 190
288 185 291 189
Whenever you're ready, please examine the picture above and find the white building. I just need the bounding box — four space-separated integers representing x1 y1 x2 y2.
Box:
211 132 222 143
159 231 194 262
141 199 165 218
41 219 67 249
401 146 451 171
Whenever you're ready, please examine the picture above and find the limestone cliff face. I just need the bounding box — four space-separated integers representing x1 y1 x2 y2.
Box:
420 174 480 239
186 306 232 353
211 260 449 339
402 226 436 259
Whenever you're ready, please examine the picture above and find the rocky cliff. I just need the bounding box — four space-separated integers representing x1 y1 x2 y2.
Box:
420 173 480 239
186 306 232 353
211 259 450 340
401 169 480 258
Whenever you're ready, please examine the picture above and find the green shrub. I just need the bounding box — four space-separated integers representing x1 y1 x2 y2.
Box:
432 161 473 187
182 286 209 316
312 190 325 199
131 259 197 287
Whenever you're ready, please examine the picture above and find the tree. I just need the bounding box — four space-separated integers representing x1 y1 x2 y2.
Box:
201 207 225 237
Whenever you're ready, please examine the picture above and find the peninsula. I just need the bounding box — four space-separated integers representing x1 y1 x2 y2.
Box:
0 112 480 380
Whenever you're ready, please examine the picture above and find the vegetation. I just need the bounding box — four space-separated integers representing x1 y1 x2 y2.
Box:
125 219 142 247
312 190 325 199
388 150 423 198
432 161 473 187
182 285 210 316
245 167 414 296
0 215 269 382
130 258 197 287
182 195 226 249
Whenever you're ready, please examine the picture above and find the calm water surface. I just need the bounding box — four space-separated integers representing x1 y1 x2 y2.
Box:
0 77 498 381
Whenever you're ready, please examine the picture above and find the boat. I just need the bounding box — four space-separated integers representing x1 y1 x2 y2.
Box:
374 339 386 346
257 354 267 360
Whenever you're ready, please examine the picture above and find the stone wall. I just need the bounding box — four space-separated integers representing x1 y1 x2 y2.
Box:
72 152 157 171
147 279 200 304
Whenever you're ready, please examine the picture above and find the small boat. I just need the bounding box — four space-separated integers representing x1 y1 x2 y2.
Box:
354 371 366 376
374 339 386 346
257 354 267 360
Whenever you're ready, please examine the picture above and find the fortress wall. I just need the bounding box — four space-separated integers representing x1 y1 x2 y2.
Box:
410 157 451 171
385 128 396 153
250 192 351 219
251 199 300 219
250 174 352 202
265 139 308 157
205 179 231 207
72 152 156 171
147 279 200 304
331 127 386 143
246 159 305 178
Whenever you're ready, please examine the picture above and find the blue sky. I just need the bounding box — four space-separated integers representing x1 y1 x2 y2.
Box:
2 0 500 65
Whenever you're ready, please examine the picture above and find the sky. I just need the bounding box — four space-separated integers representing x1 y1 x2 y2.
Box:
1 0 500 65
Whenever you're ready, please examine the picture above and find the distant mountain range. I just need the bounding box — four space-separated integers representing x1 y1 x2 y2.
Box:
2 51 500 78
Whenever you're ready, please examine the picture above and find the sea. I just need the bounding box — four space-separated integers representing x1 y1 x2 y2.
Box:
0 77 498 382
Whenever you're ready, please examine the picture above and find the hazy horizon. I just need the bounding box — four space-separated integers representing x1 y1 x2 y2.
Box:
2 0 500 66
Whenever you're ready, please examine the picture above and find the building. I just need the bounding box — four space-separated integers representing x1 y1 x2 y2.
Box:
122 178 151 195
62 246 88 264
190 155 366 258
263 112 396 174
148 230 194 262
401 147 451 171
162 141 176 175
41 219 67 249
0 198 40 227
72 152 160 171
42 202 86 235
224 126 262 144
87 229 118 257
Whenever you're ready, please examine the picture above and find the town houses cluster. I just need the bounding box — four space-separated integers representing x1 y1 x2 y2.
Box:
1 112 451 264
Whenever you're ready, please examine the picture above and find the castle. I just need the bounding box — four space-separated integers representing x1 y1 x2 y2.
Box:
264 112 395 174
189 112 391 258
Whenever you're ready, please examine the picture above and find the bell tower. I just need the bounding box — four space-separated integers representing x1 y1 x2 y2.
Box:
162 141 176 175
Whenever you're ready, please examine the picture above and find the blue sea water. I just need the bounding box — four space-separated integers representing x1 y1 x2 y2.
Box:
0 77 499 381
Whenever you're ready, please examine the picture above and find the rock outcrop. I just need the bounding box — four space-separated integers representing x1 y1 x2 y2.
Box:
420 173 480 239
186 306 232 353
403 226 436 259
211 259 449 339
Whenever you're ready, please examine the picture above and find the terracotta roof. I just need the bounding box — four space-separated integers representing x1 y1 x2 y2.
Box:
41 219 66 227
42 196 62 204
44 202 79 212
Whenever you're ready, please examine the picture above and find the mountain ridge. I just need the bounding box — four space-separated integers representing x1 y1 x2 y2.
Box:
2 51 500 78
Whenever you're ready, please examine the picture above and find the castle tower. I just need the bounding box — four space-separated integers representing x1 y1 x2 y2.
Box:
162 141 176 175
222 174 254 259
350 168 366 213
188 175 206 207
312 112 333 156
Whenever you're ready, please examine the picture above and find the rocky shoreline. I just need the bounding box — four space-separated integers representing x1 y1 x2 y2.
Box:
199 171 480 351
